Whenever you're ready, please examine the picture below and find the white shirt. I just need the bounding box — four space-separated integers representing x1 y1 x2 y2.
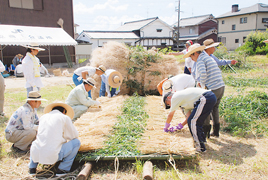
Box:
22 54 43 88
169 74 195 93
170 87 210 114
15 64 23 74
30 110 79 164
66 84 98 107
74 66 96 77
0 60 5 72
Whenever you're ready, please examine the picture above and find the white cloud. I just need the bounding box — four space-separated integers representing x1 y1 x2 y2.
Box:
167 3 174 8
74 1 128 14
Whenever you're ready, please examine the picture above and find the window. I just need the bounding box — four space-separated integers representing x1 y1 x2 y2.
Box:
218 36 226 44
240 17 247 24
161 43 166 46
232 25 236 30
243 37 246 42
222 20 225 24
189 28 195 34
156 29 162 32
9 0 43 10
262 18 268 23
235 39 239 43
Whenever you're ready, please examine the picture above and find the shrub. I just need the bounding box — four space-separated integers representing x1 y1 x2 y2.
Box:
236 31 268 55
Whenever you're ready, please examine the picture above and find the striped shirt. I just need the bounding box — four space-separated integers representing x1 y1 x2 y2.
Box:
196 51 224 90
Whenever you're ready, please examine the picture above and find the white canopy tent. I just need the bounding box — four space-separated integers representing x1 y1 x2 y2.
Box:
0 24 77 65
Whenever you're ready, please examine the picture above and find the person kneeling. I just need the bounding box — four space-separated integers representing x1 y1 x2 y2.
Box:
5 91 47 154
28 102 80 177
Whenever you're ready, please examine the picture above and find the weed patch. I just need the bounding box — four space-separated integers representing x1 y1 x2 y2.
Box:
223 75 268 88
220 90 268 136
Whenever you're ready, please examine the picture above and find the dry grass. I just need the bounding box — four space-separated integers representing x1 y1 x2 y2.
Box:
137 96 196 156
74 95 128 152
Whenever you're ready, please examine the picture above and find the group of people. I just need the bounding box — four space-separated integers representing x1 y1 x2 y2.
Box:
160 38 237 152
2 38 236 177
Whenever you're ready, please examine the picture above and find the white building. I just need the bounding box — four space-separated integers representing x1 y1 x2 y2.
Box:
116 17 174 49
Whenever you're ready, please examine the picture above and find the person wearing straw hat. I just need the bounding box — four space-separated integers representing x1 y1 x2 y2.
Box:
72 65 106 98
184 43 225 138
5 91 47 154
66 77 101 119
157 74 195 96
203 39 237 67
168 40 194 74
99 69 123 98
21 42 45 97
29 102 80 176
12 54 24 67
163 87 216 152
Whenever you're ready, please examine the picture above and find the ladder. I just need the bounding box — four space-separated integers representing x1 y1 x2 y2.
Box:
63 46 73 68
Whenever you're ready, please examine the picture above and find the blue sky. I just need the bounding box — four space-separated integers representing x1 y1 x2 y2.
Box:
73 0 265 34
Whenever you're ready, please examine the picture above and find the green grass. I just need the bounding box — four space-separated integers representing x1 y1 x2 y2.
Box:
220 90 268 136
223 75 268 88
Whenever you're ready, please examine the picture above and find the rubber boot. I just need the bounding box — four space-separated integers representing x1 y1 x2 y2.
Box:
203 125 211 139
210 123 220 137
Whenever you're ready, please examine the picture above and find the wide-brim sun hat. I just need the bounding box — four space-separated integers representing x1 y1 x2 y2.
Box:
44 102 74 119
263 39 268 43
21 42 45 51
183 44 206 58
203 39 220 49
108 71 123 88
83 77 96 88
97 65 106 74
162 80 173 94
26 91 47 101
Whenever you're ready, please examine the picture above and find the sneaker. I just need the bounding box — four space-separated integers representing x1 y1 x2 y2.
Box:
56 169 69 177
29 168 36 175
11 144 28 154
194 142 206 153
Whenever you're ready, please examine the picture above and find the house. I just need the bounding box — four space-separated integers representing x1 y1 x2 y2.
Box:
116 17 174 49
76 31 139 49
172 14 218 49
0 0 75 65
216 3 268 50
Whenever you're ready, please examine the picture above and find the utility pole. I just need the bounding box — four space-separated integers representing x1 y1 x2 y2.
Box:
176 0 180 50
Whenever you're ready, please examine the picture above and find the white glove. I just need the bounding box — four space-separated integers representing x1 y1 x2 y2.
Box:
95 101 101 106
77 77 83 81
33 86 38 91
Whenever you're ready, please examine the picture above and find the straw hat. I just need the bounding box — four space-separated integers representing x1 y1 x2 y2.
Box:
83 77 96 88
44 102 74 119
203 39 220 49
17 54 23 57
263 39 268 43
162 80 173 94
108 71 123 88
183 44 205 58
21 42 45 51
26 91 47 101
97 65 106 73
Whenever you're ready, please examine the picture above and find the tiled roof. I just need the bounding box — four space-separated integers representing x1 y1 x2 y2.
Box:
172 14 214 27
115 17 158 31
216 3 268 19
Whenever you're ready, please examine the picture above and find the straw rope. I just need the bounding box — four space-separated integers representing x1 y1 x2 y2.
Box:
168 155 183 180
114 157 119 180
